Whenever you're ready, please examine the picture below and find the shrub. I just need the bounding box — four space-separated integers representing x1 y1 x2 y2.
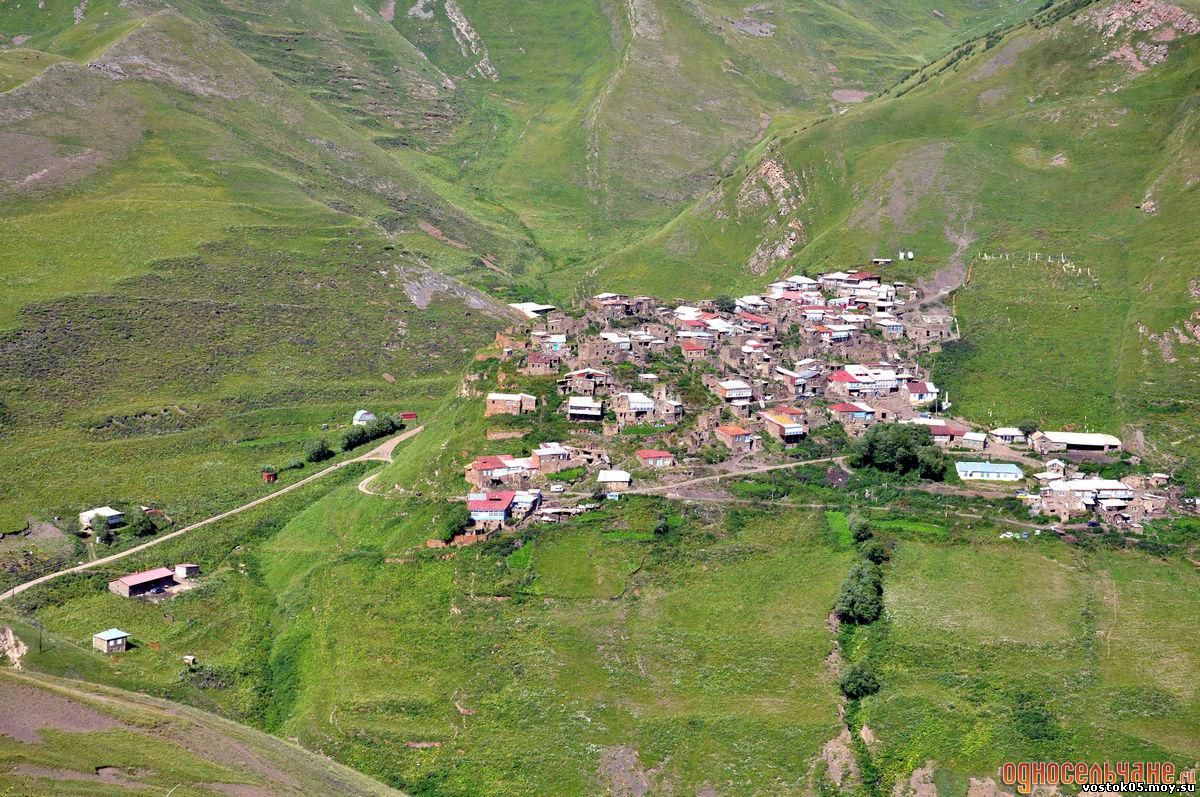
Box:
713 294 736 313
848 509 872 542
835 561 884 624
124 507 156 538
850 424 947 480
305 438 334 463
439 503 471 542
840 662 881 699
860 540 891 564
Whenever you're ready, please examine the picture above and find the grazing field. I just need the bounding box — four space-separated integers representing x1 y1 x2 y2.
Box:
0 670 399 796
865 538 1200 785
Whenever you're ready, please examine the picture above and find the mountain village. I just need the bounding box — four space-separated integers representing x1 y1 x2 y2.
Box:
441 267 1186 547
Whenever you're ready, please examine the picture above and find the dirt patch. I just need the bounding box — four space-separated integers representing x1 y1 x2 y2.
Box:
13 764 151 790
599 745 669 797
971 33 1041 80
832 89 870 103
1050 152 1068 166
821 729 860 788
416 219 468 250
1 627 27 669
201 785 275 797
395 266 518 320
848 141 951 234
407 0 434 19
730 17 774 36
379 0 396 21
894 761 937 797
0 679 126 743
12 33 31 46
977 85 1011 108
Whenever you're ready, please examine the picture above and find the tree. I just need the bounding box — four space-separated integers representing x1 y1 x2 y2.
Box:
97 525 116 545
848 509 872 543
835 561 884 624
124 507 156 538
850 423 947 481
713 294 736 313
440 503 471 542
305 438 334 463
860 540 891 564
1016 419 1039 437
840 662 881 699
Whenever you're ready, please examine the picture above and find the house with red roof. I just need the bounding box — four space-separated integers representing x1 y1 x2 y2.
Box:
680 340 707 361
903 380 939 406
636 449 675 468
715 424 759 451
828 402 876 423
467 491 517 524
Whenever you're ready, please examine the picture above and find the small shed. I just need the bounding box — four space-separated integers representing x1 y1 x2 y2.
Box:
79 506 124 531
353 409 377 426
597 469 632 490
175 564 200 580
93 628 130 654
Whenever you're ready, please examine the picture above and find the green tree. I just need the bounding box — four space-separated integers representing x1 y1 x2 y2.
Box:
124 507 156 538
848 509 872 542
440 503 471 542
713 294 736 313
860 540 891 564
305 438 334 463
840 661 881 699
1016 419 1039 437
835 561 884 624
850 423 947 481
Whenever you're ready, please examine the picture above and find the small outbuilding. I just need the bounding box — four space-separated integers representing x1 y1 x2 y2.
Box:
93 628 130 654
353 409 377 426
79 506 124 531
597 469 632 490
175 564 200 580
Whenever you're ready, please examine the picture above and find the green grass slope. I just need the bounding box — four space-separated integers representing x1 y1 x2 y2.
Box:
596 0 1200 463
0 669 400 795
0 3 532 532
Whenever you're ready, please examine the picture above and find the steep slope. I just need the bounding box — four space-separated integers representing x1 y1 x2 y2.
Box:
0 668 400 795
0 2 526 531
595 0 1200 462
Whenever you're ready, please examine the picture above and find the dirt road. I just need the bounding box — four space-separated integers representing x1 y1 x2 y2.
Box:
628 456 844 495
1 426 423 602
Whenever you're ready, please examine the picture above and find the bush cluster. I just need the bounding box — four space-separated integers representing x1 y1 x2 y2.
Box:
341 416 405 452
849 423 947 480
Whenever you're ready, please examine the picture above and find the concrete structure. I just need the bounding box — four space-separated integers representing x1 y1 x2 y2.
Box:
760 407 807 446
485 392 537 417
955 461 1023 481
1029 431 1121 455
636 449 675 468
566 396 603 422
92 628 130 654
79 506 123 531
991 427 1026 444
597 469 632 490
715 424 756 451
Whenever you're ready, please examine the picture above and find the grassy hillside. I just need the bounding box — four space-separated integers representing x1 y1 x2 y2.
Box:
0 668 400 795
7 472 1199 794
594 0 1200 463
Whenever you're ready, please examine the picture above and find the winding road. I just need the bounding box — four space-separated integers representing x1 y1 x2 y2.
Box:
1 426 423 602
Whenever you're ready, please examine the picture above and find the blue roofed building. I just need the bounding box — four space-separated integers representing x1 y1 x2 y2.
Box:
955 461 1024 482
